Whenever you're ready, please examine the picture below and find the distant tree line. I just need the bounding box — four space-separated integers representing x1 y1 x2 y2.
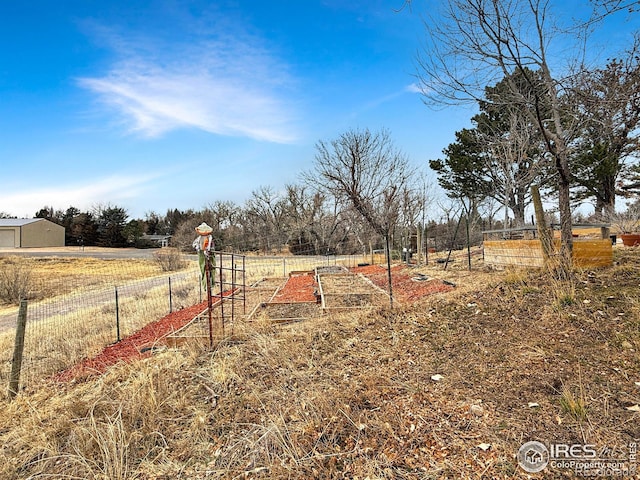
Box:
31 166 427 256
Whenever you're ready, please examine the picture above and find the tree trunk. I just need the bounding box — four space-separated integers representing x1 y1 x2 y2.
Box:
511 200 526 227
603 176 616 217
558 169 574 272
532 185 553 261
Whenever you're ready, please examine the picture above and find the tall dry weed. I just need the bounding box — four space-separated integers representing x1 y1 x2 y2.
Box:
0 257 36 304
67 408 133 480
543 256 578 308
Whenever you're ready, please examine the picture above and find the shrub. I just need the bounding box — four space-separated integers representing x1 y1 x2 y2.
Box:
0 257 35 304
152 248 187 272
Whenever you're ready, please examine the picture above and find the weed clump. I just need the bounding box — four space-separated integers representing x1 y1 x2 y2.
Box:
152 248 187 272
0 257 36 304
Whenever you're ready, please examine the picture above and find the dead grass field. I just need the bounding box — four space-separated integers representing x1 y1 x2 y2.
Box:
0 249 639 479
0 255 173 316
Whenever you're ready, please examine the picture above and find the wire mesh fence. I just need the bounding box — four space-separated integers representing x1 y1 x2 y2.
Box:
1 251 378 393
0 266 202 390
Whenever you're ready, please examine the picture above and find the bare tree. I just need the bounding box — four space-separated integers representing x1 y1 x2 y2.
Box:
484 109 548 225
243 186 288 254
591 0 640 15
202 200 241 250
415 0 585 269
309 128 415 306
339 206 382 255
282 184 333 255
311 128 415 237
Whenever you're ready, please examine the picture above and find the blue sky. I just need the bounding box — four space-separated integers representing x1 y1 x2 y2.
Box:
0 1 637 220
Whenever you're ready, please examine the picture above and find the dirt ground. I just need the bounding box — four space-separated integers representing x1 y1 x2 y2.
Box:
1 249 639 479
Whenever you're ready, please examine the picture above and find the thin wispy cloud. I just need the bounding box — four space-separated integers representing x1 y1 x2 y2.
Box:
78 27 299 143
0 174 160 216
349 84 422 119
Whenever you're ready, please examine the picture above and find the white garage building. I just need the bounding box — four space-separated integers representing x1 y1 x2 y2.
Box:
0 218 65 248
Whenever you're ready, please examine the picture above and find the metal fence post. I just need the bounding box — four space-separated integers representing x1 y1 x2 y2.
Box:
115 287 121 342
8 299 28 400
168 277 173 313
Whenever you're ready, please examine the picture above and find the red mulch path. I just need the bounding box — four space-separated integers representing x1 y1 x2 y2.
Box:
53 300 208 383
352 265 455 302
271 274 318 303
349 264 387 275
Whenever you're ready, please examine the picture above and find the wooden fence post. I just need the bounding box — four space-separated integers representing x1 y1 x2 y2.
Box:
8 299 28 400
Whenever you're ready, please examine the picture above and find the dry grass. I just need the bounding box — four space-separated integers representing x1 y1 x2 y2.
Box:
0 279 201 386
0 255 200 386
0 249 639 478
0 256 168 314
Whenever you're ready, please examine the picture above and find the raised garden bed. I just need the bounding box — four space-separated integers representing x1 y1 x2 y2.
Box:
55 264 455 382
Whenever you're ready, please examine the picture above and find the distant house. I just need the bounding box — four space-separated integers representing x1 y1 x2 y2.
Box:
0 218 65 248
139 234 172 247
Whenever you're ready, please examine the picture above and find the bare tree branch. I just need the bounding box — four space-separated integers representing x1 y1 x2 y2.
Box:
310 128 415 237
415 0 589 268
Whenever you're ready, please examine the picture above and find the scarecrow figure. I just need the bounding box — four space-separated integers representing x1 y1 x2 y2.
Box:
193 222 215 292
